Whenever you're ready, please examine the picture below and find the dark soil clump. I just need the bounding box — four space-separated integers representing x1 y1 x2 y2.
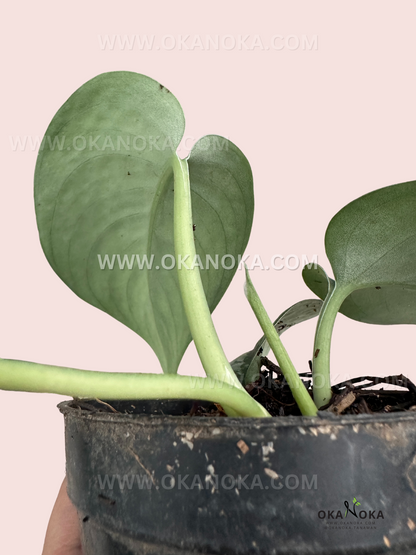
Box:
243 357 416 417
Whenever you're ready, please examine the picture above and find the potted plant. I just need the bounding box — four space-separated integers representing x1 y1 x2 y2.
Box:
2 71 416 554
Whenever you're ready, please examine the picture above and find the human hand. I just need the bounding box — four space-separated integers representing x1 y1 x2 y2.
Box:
42 477 83 555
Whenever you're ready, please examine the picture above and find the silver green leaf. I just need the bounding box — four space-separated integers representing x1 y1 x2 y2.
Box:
325 180 416 290
35 71 254 374
303 264 416 324
303 182 416 328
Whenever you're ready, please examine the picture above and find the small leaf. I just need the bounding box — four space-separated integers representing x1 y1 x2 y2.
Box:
35 72 254 374
302 264 331 302
303 210 416 327
231 299 322 385
307 180 416 408
326 180 416 291
302 185 416 325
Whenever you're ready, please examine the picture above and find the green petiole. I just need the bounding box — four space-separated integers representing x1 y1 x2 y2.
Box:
0 358 269 418
312 282 353 408
171 153 270 417
244 266 318 417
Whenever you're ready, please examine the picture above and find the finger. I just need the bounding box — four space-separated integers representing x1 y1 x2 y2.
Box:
42 477 83 555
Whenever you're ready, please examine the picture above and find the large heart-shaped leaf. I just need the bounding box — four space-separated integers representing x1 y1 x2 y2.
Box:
303 264 416 324
303 180 416 325
231 299 322 385
35 71 254 374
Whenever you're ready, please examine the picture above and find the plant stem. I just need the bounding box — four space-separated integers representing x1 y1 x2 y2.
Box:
172 154 245 390
312 282 353 408
244 267 318 417
172 153 270 417
0 358 270 417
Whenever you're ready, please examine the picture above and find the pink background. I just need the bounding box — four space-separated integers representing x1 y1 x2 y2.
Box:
1 1 416 551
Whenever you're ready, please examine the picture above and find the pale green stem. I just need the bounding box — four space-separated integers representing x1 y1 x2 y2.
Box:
312 282 353 408
172 153 270 417
172 154 244 390
244 267 318 417
0 358 270 417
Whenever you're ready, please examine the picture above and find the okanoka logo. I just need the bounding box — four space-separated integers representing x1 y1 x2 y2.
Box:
318 496 385 530
344 496 361 518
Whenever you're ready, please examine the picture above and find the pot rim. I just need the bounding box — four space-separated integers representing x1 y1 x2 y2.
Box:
58 399 416 429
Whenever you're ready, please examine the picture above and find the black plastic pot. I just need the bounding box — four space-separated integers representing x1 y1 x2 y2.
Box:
60 399 416 555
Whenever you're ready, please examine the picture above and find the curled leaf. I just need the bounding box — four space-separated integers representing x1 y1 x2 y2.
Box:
231 299 322 385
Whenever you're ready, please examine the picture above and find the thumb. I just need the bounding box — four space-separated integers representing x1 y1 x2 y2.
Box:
42 477 83 555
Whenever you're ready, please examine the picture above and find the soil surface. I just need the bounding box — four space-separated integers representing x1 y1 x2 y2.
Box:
70 357 416 418
240 357 416 417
